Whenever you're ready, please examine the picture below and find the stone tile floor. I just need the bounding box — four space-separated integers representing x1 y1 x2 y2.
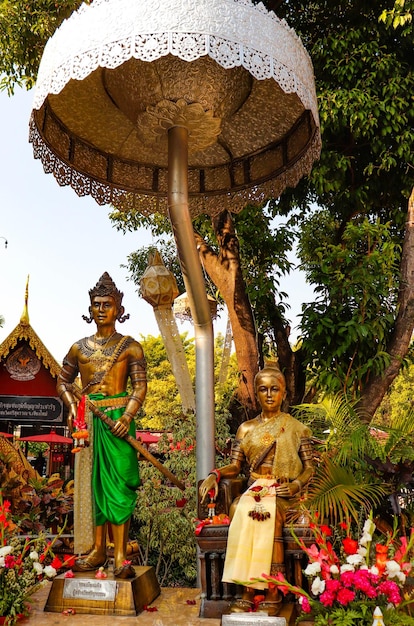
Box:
26 584 221 625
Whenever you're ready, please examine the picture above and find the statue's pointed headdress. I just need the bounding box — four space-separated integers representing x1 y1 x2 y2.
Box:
82 272 130 323
254 360 286 389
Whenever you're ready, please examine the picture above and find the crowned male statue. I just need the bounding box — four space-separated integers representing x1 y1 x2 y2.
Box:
57 272 147 579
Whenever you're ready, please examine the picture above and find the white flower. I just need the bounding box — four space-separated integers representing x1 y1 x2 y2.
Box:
359 532 372 546
33 561 44 574
311 576 325 596
359 519 375 546
43 565 57 578
370 565 380 576
304 561 321 576
386 560 402 578
29 550 39 561
0 545 13 557
330 564 339 575
340 564 355 573
357 546 367 557
363 519 376 535
346 553 364 566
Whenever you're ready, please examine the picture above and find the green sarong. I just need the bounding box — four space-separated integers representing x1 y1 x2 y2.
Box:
89 392 140 526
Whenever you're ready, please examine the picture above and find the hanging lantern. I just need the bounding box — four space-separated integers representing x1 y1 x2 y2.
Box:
140 250 179 309
174 292 217 322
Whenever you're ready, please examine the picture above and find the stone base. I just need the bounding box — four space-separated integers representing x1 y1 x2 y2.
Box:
44 565 160 616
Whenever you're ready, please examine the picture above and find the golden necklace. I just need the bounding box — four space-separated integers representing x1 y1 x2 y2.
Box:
89 331 116 369
259 413 288 447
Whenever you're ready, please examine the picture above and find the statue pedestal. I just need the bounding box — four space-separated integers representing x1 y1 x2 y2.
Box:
44 566 160 616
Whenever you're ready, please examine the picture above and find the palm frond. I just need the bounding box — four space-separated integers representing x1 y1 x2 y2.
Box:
306 458 386 525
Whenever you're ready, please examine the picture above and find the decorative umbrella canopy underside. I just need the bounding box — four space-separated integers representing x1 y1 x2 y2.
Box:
30 0 321 217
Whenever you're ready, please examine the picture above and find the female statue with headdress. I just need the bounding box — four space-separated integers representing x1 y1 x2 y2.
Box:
199 364 313 615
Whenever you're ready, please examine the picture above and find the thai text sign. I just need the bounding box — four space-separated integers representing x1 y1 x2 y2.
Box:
63 578 117 601
0 395 63 422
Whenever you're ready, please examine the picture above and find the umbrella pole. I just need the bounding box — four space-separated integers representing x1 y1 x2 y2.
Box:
167 125 215 484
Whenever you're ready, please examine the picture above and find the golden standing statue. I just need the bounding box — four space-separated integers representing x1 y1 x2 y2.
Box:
199 365 313 615
57 273 147 579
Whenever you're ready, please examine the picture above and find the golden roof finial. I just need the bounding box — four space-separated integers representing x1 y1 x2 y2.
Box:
20 276 30 326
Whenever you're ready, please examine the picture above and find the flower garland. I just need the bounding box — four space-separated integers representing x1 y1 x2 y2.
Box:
71 395 89 454
247 482 279 521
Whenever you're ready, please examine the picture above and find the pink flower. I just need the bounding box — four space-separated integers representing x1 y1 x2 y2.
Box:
336 587 355 606
347 570 377 599
325 579 341 594
299 596 312 613
378 580 402 605
304 543 321 560
339 570 354 587
319 590 336 607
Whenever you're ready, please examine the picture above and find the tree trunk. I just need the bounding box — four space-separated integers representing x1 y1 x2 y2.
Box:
358 188 414 421
194 211 260 421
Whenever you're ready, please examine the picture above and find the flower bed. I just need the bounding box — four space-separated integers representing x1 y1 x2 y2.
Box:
240 512 414 626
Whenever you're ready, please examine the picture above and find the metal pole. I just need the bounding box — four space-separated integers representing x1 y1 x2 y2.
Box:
167 125 215 483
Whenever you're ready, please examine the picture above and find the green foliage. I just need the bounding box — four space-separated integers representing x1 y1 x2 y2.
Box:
375 362 414 428
139 334 195 430
379 0 413 36
297 394 414 524
0 0 84 93
281 1 414 217
298 215 401 398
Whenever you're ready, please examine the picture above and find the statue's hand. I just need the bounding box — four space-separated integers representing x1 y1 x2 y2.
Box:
67 405 77 435
275 480 300 498
111 414 130 438
199 474 218 503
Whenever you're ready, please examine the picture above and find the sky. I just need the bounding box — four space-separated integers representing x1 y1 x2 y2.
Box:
0 86 312 364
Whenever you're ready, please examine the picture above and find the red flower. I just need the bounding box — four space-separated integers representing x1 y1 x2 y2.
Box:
63 554 77 568
319 525 332 536
342 537 359 555
51 556 63 570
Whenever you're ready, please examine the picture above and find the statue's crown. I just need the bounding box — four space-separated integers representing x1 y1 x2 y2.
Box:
89 272 123 308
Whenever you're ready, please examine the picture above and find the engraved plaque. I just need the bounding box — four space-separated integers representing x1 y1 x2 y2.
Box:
221 615 286 625
63 578 117 601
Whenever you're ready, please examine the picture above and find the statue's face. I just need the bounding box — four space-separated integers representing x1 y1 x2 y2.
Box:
255 372 286 412
90 295 119 327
